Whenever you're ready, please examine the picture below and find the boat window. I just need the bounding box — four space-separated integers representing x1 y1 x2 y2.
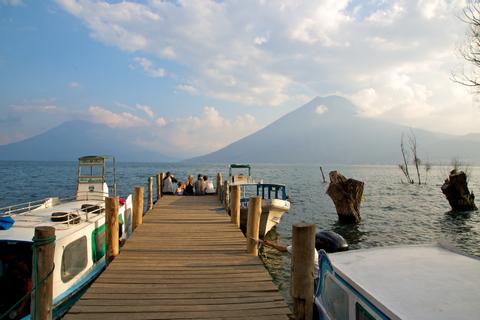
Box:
356 302 377 320
79 165 103 177
321 274 349 320
62 236 88 282
91 226 106 262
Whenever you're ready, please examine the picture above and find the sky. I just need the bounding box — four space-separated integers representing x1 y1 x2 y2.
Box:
1 0 479 158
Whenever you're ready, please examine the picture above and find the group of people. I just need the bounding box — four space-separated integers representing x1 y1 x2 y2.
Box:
162 172 215 196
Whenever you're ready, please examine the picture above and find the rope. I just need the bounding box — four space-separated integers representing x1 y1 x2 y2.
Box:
0 234 56 320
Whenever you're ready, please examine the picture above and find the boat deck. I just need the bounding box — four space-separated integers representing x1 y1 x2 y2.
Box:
64 195 290 319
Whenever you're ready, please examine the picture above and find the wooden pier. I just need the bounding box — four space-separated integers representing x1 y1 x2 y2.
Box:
64 195 291 319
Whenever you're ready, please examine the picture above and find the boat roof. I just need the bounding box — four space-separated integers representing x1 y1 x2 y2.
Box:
229 164 251 169
329 244 480 320
0 200 104 243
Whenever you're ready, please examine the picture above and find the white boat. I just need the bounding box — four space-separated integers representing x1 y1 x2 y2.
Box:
238 183 290 237
0 156 133 320
314 244 480 320
228 164 257 185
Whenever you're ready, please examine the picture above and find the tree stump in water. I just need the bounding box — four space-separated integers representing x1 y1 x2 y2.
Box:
326 171 364 224
441 170 477 212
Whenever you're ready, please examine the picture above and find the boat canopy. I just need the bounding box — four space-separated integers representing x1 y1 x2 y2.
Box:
228 164 251 176
77 155 116 199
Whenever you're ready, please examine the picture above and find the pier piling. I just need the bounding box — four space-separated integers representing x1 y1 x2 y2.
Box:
31 226 55 320
133 186 144 231
246 196 262 256
230 185 241 227
291 223 316 320
148 177 153 210
156 173 161 201
159 172 164 198
216 172 222 198
105 196 119 263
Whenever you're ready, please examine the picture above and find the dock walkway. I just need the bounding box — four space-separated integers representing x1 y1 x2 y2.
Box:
64 195 290 319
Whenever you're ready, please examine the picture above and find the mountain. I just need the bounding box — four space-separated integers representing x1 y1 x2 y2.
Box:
190 96 480 164
0 120 175 162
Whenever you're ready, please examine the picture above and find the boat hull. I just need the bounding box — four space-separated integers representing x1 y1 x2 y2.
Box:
239 199 289 237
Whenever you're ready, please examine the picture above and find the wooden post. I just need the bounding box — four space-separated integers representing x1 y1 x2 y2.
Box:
105 196 119 263
246 196 262 256
216 172 222 199
320 166 326 183
159 172 164 198
31 226 55 320
291 223 316 320
156 173 161 201
148 176 153 210
223 180 229 211
230 185 241 226
133 186 144 231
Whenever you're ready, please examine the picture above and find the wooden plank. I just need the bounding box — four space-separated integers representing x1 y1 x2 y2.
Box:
65 195 290 319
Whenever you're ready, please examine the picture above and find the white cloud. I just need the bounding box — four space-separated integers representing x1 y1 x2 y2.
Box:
254 36 267 45
136 103 154 118
57 0 479 135
155 117 167 127
68 81 80 88
315 105 328 114
1 0 22 5
133 57 166 78
88 106 148 128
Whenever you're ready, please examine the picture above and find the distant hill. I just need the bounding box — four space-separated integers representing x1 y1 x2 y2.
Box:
189 96 480 164
0 120 175 162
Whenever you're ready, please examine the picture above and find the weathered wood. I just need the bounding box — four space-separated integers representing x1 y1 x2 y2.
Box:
291 223 315 320
320 166 326 183
326 170 364 224
441 170 477 211
105 196 119 263
31 226 55 320
230 185 241 227
148 177 153 210
156 173 161 201
246 197 262 256
64 195 289 319
159 172 164 198
216 173 222 199
223 180 229 212
133 186 144 231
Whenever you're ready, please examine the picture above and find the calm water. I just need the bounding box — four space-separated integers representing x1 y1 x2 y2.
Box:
1 161 479 301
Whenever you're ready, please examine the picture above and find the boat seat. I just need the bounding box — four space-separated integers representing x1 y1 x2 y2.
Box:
51 212 81 224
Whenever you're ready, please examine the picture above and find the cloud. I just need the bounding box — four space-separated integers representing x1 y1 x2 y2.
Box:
1 0 23 6
133 57 166 78
315 105 328 114
155 117 167 127
165 106 259 154
88 106 148 128
68 81 80 88
57 0 477 135
135 103 154 118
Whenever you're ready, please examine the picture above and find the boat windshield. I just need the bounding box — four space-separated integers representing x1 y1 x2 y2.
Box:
0 241 32 320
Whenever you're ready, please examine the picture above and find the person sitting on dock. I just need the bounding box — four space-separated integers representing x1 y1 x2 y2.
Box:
263 239 319 288
175 182 184 195
194 174 204 195
203 175 215 194
162 172 178 195
184 175 194 195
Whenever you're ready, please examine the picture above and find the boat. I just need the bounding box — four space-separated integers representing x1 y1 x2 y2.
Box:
226 164 290 237
238 183 290 237
314 244 480 320
0 156 133 320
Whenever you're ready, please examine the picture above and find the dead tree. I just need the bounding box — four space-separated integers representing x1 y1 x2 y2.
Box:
408 130 422 185
326 171 364 224
399 133 414 184
454 3 480 91
441 170 477 212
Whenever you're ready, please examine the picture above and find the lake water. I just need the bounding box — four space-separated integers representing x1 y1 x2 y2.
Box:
1 161 479 302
